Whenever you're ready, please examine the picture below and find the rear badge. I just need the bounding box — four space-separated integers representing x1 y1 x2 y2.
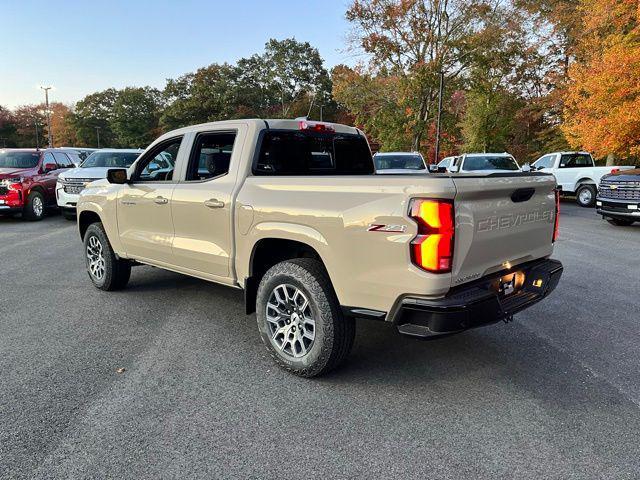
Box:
367 224 407 233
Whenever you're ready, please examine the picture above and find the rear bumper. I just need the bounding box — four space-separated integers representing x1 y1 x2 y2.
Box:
596 197 640 220
392 258 563 338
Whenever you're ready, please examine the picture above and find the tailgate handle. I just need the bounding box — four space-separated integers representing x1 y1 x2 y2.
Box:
511 188 535 203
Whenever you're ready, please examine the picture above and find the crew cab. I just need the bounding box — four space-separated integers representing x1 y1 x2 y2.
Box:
532 151 633 207
596 168 640 226
0 148 75 220
57 149 142 219
77 119 563 377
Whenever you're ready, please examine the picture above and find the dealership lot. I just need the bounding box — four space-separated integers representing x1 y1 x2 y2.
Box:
1 203 639 479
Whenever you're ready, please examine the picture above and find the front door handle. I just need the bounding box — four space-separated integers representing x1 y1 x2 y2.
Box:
204 198 224 209
154 196 169 205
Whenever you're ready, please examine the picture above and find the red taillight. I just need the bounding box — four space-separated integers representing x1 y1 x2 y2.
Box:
611 168 620 174
409 199 454 273
298 120 335 133
553 189 560 243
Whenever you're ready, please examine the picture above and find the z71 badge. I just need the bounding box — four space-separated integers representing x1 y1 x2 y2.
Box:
367 224 407 233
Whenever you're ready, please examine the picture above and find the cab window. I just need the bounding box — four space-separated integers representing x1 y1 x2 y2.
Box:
53 152 73 168
559 153 592 168
534 155 554 169
186 132 236 181
134 137 182 182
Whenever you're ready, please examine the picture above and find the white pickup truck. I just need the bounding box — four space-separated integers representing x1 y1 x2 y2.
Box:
532 152 633 207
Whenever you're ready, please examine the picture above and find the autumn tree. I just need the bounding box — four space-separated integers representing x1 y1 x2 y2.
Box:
342 0 508 153
49 103 77 147
562 0 640 159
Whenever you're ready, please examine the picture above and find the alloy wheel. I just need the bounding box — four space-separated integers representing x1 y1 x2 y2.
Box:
265 284 316 358
86 235 106 281
33 196 43 217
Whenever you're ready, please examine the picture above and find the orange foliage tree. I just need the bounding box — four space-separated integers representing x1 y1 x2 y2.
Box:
562 0 640 158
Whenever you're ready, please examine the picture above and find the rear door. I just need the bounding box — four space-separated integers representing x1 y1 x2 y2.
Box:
451 173 556 286
170 126 246 280
117 136 183 263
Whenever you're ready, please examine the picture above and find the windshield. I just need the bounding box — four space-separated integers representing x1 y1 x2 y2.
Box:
0 151 40 169
374 154 425 170
463 155 519 171
82 151 139 168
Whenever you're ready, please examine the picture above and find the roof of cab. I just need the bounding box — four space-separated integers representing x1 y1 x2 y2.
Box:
154 118 362 139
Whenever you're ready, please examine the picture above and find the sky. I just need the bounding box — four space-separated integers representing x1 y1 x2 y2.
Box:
0 0 359 108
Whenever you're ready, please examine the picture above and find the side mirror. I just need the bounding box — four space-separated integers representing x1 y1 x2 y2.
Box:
449 165 459 173
43 162 57 173
428 164 439 173
107 168 129 184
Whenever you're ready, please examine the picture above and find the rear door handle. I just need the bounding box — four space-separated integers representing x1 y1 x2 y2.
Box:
154 196 169 205
204 199 224 209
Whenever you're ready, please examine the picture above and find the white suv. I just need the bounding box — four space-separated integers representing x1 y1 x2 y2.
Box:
57 149 142 219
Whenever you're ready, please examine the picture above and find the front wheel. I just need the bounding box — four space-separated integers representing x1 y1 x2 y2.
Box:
606 218 635 227
256 258 355 377
23 191 45 221
83 223 131 291
576 184 597 207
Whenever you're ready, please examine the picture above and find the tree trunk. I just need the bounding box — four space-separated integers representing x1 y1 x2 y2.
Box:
605 153 616 166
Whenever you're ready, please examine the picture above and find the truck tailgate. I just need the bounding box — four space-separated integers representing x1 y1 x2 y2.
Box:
451 173 557 287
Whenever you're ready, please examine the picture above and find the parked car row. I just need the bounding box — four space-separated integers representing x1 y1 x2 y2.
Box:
0 148 142 221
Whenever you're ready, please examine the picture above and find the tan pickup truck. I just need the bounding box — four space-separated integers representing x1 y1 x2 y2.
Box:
77 119 563 377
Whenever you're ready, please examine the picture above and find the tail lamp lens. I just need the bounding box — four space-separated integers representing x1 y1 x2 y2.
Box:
409 199 454 273
553 189 560 243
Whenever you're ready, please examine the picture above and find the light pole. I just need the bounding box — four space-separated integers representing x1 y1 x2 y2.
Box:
34 120 40 149
95 126 101 148
40 86 53 147
434 71 444 163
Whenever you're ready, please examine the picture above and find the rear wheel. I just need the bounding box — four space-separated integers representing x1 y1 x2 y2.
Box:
83 223 131 291
256 258 355 377
606 218 635 227
576 184 596 207
23 191 45 221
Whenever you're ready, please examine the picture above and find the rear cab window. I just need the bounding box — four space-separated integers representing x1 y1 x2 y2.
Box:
462 155 519 171
254 130 374 175
559 153 593 168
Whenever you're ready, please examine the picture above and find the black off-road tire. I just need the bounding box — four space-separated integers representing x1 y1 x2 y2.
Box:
83 222 131 291
23 191 45 221
606 218 635 227
576 184 597 207
256 258 355 378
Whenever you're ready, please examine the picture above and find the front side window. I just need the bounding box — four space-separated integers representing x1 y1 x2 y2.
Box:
560 153 592 168
463 155 519 171
255 131 373 176
82 151 140 169
186 132 236 181
134 137 182 182
53 152 73 168
0 151 40 168
374 154 425 171
534 155 553 169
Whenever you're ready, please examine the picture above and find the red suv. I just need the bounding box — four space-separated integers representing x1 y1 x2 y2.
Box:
0 148 76 221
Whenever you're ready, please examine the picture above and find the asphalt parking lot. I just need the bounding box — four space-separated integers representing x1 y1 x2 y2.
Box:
1 202 639 479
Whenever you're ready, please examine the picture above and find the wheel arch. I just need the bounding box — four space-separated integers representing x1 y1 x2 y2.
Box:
243 236 330 315
78 210 103 240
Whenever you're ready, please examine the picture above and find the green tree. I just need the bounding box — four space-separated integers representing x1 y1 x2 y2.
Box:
111 87 163 148
72 89 118 147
